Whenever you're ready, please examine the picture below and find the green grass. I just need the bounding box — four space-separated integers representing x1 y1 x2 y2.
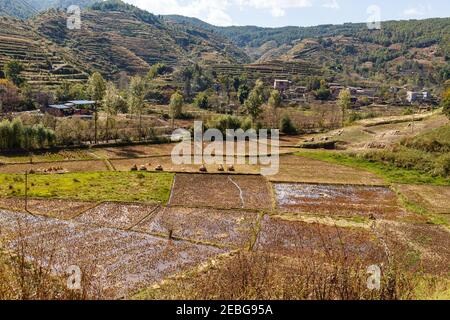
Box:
0 172 174 204
295 150 450 186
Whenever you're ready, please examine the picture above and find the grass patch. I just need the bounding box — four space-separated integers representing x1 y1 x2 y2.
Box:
0 172 174 204
295 150 450 186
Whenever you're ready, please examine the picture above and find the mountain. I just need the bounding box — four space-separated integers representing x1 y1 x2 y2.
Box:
0 0 38 19
0 15 88 89
0 0 100 19
29 0 249 78
165 15 450 87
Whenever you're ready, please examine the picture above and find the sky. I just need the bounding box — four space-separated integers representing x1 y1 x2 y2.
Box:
124 0 450 27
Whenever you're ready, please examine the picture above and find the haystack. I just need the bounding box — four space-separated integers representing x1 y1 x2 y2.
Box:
227 165 235 172
199 165 207 172
139 165 147 171
155 165 163 171
218 164 224 172
130 164 138 171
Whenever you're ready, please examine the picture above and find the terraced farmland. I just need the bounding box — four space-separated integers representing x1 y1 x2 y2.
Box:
273 183 406 220
0 209 226 299
211 60 320 82
0 16 88 89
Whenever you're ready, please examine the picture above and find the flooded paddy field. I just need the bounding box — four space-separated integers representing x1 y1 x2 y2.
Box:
133 207 259 248
74 202 160 229
0 209 227 298
273 183 405 219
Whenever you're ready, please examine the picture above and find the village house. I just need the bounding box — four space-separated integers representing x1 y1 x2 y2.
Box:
406 91 429 103
273 79 290 92
43 100 96 118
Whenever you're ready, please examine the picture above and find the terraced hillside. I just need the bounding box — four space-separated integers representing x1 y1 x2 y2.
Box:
0 0 38 19
0 16 88 89
211 60 320 82
31 2 249 78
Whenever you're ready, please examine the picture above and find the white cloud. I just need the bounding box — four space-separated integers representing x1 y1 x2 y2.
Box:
236 0 313 17
403 5 432 17
322 0 339 10
127 0 233 26
126 0 315 25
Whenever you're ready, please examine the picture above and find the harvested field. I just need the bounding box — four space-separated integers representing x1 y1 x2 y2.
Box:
93 140 294 160
273 183 406 219
110 156 262 174
0 149 95 164
0 197 95 219
270 155 385 185
395 184 450 214
168 174 272 210
75 202 160 229
133 207 259 248
0 160 109 174
0 209 226 299
92 144 178 159
376 221 450 275
255 215 385 263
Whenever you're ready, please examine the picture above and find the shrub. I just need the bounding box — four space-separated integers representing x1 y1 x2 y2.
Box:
193 92 209 109
280 115 297 135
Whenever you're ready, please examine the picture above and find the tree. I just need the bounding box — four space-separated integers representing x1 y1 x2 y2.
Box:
181 67 194 98
103 82 121 141
268 89 282 128
0 79 21 113
314 80 331 101
147 63 171 79
442 88 450 119
169 91 183 128
268 89 282 108
193 92 209 109
3 60 24 86
237 84 250 104
128 76 148 140
69 83 87 100
218 75 231 104
280 115 297 135
87 72 106 144
337 89 352 125
243 79 265 123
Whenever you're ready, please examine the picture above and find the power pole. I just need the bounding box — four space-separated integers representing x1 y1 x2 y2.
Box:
24 170 28 212
94 103 98 145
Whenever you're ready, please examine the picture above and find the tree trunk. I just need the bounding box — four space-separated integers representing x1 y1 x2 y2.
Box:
94 104 98 144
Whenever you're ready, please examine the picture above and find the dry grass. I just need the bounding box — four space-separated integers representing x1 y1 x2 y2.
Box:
270 154 385 185
135 224 414 300
376 220 450 276
395 184 450 214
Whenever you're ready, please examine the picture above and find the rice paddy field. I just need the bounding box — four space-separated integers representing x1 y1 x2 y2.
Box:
273 183 406 219
168 173 272 210
0 209 226 299
0 135 449 300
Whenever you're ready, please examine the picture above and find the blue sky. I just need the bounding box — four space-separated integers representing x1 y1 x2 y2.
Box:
125 0 450 27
